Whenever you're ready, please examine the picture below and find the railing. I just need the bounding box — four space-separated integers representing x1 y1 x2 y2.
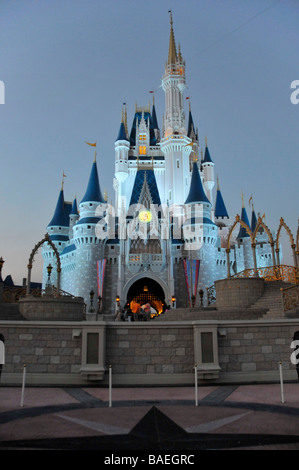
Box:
281 284 299 312
232 265 299 284
206 284 216 306
2 286 42 302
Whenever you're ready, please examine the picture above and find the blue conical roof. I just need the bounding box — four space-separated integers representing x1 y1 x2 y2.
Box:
237 206 251 238
251 209 257 232
48 189 71 227
70 197 78 216
215 188 229 219
185 162 210 205
80 161 105 204
151 104 159 130
116 121 129 142
203 145 213 163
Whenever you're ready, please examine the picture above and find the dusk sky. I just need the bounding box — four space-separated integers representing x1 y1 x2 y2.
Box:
0 0 298 285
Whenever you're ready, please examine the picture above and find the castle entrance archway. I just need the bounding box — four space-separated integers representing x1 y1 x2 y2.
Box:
126 277 166 314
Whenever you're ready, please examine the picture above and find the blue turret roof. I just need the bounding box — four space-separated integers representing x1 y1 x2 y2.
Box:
116 121 129 142
80 161 105 204
70 198 78 216
151 104 159 130
203 145 213 164
187 109 197 140
237 206 251 239
185 162 210 205
48 189 72 228
251 208 257 233
215 186 229 219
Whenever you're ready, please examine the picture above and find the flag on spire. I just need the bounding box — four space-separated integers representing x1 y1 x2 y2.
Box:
85 141 96 147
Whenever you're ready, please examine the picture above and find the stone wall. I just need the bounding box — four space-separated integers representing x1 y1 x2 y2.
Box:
0 323 82 383
0 317 299 386
106 323 194 382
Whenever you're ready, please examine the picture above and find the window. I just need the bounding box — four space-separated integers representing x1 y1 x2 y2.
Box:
86 333 99 364
139 145 146 155
139 134 146 141
177 160 180 168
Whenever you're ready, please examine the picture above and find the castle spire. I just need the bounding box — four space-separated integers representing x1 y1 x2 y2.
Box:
168 10 177 65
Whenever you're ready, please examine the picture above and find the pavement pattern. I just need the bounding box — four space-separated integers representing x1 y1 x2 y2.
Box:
0 383 299 450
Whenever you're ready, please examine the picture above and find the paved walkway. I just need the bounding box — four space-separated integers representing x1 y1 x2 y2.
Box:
0 383 299 450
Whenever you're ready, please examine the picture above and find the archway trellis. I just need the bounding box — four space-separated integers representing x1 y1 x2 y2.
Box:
276 217 298 268
27 233 61 296
225 214 298 278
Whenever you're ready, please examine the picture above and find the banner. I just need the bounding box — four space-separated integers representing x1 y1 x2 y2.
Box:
182 259 200 307
97 259 106 297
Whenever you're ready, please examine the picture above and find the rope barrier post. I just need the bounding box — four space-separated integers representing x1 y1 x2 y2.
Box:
20 364 27 407
194 363 198 406
279 361 285 404
109 365 112 408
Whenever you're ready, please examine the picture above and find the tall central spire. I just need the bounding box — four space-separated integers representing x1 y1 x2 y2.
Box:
168 11 177 65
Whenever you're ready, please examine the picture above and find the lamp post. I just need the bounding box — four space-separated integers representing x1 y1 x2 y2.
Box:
191 294 195 308
0 257 4 282
46 263 53 286
171 295 176 308
89 290 95 313
199 288 204 307
44 263 53 296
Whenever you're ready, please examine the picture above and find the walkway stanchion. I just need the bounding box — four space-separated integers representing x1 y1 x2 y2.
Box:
20 364 26 407
194 364 198 406
109 364 112 408
279 361 285 404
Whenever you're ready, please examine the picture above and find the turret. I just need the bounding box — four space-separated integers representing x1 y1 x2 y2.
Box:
115 108 130 184
69 197 79 239
214 177 229 222
79 154 106 220
46 184 71 253
202 138 215 207
183 162 214 251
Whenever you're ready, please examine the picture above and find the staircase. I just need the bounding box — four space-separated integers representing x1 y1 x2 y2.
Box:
249 281 292 318
0 303 24 320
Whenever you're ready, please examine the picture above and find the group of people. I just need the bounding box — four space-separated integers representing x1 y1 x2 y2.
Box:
115 302 154 322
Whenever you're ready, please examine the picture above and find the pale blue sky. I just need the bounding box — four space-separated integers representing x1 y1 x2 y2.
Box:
0 0 298 284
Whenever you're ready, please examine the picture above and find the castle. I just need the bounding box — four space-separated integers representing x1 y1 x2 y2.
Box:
42 14 277 316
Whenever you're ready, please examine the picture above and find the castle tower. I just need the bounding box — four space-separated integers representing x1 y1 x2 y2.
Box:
69 197 79 240
183 162 218 296
114 108 130 215
237 195 253 271
160 12 192 205
71 154 107 309
202 138 215 217
42 182 71 289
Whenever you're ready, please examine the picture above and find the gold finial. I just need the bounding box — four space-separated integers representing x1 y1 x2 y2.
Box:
61 171 66 190
205 136 208 147
217 175 220 191
200 149 203 160
241 191 244 208
104 189 108 202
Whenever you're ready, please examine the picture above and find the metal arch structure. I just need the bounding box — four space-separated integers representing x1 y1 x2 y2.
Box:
252 216 276 267
275 217 297 267
225 214 254 277
26 233 61 296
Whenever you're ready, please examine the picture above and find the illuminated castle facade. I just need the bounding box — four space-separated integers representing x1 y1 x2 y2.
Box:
42 15 276 315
